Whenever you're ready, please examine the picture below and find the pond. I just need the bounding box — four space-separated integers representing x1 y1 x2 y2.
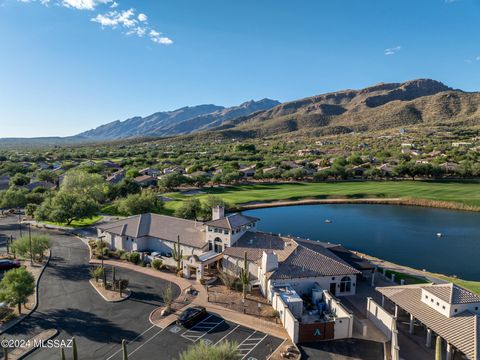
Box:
244 204 480 281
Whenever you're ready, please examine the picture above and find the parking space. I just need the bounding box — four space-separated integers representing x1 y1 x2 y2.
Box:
104 313 284 360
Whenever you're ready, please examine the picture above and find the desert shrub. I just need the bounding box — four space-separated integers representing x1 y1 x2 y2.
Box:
128 252 140 264
151 259 163 270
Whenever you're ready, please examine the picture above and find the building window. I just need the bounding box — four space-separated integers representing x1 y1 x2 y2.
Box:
425 295 428 299
224 230 229 235
475 307 478 311
431 299 434 303
436 302 439 306
454 309 458 313
339 276 351 293
442 306 445 310
214 237 223 253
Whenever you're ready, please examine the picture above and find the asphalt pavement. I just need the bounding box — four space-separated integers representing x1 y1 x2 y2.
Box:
0 216 181 359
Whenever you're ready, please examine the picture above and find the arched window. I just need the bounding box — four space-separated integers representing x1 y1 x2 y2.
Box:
214 237 223 253
340 276 351 293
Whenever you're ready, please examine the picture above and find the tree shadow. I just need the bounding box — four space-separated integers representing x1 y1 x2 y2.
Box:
6 308 138 343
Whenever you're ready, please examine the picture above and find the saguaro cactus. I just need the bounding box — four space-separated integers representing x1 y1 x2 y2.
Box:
239 251 249 299
60 347 65 360
72 337 78 360
435 336 443 360
122 339 128 360
172 235 183 272
112 266 116 289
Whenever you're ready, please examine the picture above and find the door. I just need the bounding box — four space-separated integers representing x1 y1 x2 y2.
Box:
329 282 336 295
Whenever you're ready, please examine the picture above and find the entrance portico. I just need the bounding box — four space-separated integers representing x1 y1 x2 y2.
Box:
183 251 223 282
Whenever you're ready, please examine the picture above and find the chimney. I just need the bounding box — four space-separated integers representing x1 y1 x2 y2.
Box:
212 205 225 220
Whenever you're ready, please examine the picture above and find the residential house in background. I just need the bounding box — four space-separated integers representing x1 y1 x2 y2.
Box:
139 167 160 177
133 174 157 187
106 171 125 185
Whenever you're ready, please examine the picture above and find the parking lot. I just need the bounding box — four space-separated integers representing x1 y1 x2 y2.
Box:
104 313 284 360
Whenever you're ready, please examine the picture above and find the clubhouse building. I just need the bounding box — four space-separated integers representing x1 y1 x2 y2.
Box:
96 206 364 299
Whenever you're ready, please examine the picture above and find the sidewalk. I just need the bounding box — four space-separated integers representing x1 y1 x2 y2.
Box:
90 258 289 339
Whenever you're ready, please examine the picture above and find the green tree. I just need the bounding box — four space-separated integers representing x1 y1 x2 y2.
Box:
158 173 190 192
177 340 240 360
0 267 35 314
35 192 99 225
37 170 55 183
0 188 28 209
175 198 202 220
10 173 30 186
60 170 107 202
11 235 52 262
89 266 104 282
117 190 162 215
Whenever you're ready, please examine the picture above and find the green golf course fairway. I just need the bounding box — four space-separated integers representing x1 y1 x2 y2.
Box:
163 180 480 214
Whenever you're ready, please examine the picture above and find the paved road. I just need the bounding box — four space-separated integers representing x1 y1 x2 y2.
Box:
104 313 283 360
0 217 181 359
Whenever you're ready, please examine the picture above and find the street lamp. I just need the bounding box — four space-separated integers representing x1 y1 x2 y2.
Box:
28 223 33 265
18 208 22 238
98 234 106 268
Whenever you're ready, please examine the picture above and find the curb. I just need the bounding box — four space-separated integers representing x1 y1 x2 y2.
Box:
88 279 131 303
17 329 59 360
148 308 176 329
0 249 52 335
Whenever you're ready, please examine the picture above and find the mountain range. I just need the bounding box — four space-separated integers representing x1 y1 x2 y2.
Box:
75 99 280 140
2 79 480 146
212 79 480 138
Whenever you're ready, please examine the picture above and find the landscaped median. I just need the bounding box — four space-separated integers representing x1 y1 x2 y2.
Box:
89 278 131 302
0 235 52 332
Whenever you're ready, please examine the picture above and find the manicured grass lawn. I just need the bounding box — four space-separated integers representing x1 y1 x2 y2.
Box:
378 267 480 295
44 215 103 228
382 269 429 285
162 180 480 214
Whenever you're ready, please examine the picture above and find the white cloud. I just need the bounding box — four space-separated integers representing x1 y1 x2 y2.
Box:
61 0 112 10
17 0 173 45
149 30 173 44
384 46 401 56
91 9 137 27
476 56 480 61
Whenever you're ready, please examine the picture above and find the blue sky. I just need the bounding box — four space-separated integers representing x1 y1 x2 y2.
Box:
0 0 479 137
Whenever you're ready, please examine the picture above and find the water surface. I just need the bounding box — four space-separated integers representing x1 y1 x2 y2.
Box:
244 204 480 281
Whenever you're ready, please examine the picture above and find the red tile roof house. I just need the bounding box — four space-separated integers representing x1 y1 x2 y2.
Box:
96 206 360 298
97 206 362 343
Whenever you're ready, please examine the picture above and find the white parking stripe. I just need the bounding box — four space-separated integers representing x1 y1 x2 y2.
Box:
214 324 240 345
181 315 224 342
104 325 157 360
236 331 268 360
241 334 268 360
128 328 166 358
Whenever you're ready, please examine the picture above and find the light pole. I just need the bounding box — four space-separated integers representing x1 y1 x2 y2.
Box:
28 223 33 265
98 234 106 268
18 208 22 238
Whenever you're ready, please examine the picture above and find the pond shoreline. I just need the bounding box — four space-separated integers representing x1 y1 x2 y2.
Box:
235 197 480 212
